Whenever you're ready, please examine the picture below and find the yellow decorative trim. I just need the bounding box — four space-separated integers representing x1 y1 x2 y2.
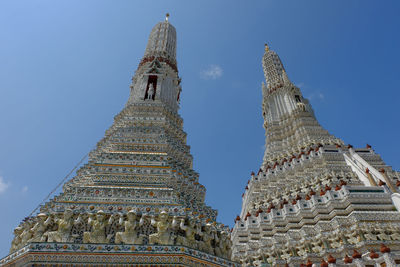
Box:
108 150 167 155
58 200 179 205
94 163 170 169
111 142 166 146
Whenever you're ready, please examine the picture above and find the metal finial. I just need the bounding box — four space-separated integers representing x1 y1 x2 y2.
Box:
165 13 170 22
265 43 270 51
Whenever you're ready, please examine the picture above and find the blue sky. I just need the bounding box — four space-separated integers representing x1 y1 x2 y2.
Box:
0 0 399 257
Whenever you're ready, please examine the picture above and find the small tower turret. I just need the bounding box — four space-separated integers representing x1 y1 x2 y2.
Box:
127 15 181 112
261 44 342 165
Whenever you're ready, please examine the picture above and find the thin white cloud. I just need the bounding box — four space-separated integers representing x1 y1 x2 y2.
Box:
306 92 325 101
0 176 9 194
200 65 223 80
22 186 28 193
297 82 325 101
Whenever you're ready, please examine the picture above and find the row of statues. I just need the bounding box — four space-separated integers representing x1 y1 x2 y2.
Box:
10 209 232 259
295 226 400 257
234 223 400 265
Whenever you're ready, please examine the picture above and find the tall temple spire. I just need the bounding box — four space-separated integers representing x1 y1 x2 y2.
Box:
261 45 342 165
2 18 236 267
232 44 400 267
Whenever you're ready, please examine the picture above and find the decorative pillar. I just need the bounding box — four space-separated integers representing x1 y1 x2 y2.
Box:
365 168 377 186
380 169 397 192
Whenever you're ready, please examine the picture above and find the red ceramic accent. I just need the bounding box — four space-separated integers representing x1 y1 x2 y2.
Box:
369 250 379 259
352 250 361 259
380 243 391 253
327 254 336 263
344 255 353 263
325 185 331 191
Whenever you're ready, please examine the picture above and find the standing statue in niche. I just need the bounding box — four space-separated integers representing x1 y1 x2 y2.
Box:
83 210 113 244
115 210 145 245
147 83 155 100
148 211 177 245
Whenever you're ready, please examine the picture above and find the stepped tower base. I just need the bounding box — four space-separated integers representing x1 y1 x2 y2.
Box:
1 243 237 267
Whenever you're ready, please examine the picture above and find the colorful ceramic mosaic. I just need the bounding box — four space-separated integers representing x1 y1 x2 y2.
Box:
1 243 238 266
